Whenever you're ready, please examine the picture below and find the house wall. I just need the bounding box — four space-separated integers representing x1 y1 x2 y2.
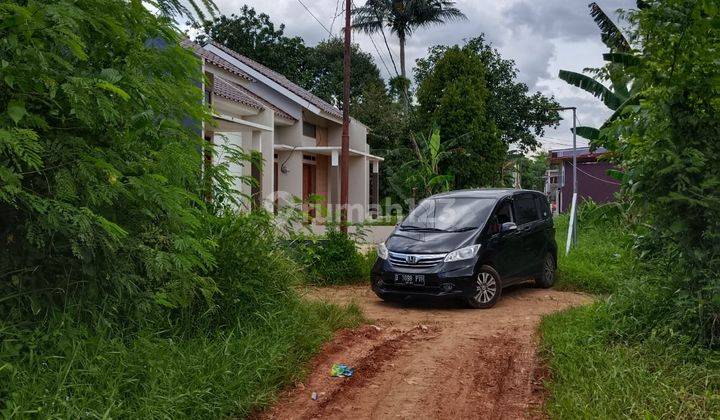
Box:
559 160 619 212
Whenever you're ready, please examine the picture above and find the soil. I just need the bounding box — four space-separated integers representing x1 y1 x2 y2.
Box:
262 284 591 420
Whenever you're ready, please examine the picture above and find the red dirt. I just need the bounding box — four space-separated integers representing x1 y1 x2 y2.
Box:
262 284 591 420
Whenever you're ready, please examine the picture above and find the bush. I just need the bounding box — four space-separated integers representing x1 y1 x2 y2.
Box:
299 229 370 286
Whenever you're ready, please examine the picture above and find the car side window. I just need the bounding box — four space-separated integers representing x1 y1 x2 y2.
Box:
488 200 513 234
515 195 539 225
535 195 550 220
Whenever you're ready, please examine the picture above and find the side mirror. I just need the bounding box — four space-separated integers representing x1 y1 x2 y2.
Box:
501 222 518 233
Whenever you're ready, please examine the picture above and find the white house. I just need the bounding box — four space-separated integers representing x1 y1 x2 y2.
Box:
185 41 383 222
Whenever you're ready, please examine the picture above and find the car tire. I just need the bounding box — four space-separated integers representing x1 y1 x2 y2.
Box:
466 265 502 309
535 253 556 289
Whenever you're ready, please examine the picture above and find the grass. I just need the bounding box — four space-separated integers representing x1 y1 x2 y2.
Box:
541 214 720 418
541 306 720 419
0 298 362 418
553 215 632 294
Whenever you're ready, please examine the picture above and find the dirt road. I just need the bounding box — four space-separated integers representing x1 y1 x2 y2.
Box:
263 284 591 420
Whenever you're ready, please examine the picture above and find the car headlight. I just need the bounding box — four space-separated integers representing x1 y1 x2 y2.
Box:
377 242 389 260
444 244 481 263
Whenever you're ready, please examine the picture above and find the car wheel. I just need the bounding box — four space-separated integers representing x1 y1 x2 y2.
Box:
466 265 502 309
535 253 555 289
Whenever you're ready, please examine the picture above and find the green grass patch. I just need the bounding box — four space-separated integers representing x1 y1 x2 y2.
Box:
0 297 362 418
553 215 632 294
542 211 720 418
540 305 720 419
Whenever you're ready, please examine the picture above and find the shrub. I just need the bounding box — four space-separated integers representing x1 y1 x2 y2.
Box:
0 0 216 327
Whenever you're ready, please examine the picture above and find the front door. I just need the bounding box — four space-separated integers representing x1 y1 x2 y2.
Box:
302 163 316 217
487 199 524 282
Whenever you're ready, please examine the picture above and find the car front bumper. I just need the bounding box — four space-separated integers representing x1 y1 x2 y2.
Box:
370 257 478 299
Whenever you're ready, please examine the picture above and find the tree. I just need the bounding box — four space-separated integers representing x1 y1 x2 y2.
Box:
396 127 454 198
607 0 720 347
198 6 315 89
416 46 505 188
155 0 217 23
351 0 466 82
0 0 222 319
558 2 641 142
415 36 560 152
307 38 387 108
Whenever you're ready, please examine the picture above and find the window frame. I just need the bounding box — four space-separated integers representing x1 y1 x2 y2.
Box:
513 194 540 226
302 121 317 138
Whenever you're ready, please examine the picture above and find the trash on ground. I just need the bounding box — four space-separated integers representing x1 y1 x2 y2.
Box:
330 363 355 377
311 391 318 401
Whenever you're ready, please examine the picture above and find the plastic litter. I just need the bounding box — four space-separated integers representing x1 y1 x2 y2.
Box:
330 363 355 378
311 392 318 401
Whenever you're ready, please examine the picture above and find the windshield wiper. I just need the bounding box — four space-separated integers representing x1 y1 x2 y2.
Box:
447 226 478 232
400 225 447 232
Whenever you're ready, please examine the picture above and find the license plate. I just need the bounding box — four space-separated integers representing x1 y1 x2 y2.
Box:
394 273 425 286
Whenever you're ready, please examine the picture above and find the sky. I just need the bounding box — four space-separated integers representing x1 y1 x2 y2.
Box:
208 0 637 152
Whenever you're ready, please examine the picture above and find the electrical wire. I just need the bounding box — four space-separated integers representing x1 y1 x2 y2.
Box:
296 0 333 36
567 160 621 185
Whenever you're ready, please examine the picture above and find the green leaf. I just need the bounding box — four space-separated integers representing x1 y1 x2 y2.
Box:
558 70 622 110
96 80 130 101
603 53 642 68
589 2 631 52
573 126 600 141
7 100 26 124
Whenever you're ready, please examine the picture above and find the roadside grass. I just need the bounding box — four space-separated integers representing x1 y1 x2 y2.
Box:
0 297 362 418
553 215 631 294
542 214 720 418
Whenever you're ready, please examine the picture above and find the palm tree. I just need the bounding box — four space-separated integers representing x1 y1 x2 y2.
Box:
352 1 466 82
558 2 642 142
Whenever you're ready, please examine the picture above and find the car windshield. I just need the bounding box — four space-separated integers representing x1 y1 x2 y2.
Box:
400 197 495 232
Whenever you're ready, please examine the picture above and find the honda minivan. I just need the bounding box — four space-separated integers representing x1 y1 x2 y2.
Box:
371 189 557 309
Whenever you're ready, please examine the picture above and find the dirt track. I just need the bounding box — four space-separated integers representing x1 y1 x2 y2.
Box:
263 284 591 420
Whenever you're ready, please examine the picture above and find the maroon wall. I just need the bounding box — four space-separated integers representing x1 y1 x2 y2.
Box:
559 160 619 212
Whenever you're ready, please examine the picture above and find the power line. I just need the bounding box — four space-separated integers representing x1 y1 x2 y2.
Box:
296 0 333 36
568 161 621 185
329 0 342 34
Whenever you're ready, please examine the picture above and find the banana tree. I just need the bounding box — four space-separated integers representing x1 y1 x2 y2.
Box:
401 127 454 198
558 2 643 143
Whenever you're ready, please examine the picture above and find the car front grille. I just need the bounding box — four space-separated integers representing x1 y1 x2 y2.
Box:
388 251 447 269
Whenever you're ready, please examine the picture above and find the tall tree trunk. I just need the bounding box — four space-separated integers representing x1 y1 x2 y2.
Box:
399 34 406 80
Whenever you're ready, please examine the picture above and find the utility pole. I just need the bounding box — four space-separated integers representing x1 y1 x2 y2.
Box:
340 0 351 233
550 106 578 254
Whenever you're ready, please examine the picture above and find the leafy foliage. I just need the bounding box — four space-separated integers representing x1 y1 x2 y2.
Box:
351 0 467 79
0 0 220 323
603 0 720 347
394 127 454 197
290 228 371 286
558 3 640 142
415 36 560 152
415 45 505 188
197 6 315 89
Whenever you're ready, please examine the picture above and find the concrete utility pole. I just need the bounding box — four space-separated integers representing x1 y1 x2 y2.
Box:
340 0 351 233
550 106 578 254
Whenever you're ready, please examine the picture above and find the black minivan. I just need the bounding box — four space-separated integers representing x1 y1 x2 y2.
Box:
371 189 557 308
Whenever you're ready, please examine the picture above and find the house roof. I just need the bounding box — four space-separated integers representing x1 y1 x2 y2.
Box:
549 146 611 164
212 76 264 110
207 41 344 120
231 83 297 122
182 40 255 82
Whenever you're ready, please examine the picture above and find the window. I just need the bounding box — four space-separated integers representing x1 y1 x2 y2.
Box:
401 198 495 232
535 195 550 219
514 196 539 225
303 121 316 138
487 201 514 235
